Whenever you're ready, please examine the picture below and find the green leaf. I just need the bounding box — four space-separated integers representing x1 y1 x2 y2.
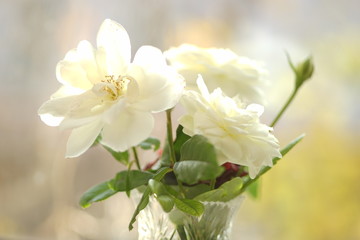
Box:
157 195 174 213
195 177 243 202
173 125 191 158
165 185 181 198
174 198 204 217
180 135 217 164
103 145 129 166
128 167 172 230
278 133 306 157
152 167 173 181
174 161 224 185
247 180 260 198
138 137 161 151
128 187 151 230
160 125 191 166
79 181 117 208
148 179 168 196
176 225 188 240
148 179 175 213
125 170 131 197
183 184 211 199
111 170 153 192
159 142 172 167
91 135 129 165
174 135 223 184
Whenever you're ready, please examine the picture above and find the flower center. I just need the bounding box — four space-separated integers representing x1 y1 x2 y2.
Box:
94 75 134 100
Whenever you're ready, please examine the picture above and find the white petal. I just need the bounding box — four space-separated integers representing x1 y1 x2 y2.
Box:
76 40 102 84
127 65 184 112
50 86 85 99
133 46 166 69
38 91 108 128
96 19 130 76
38 95 79 118
39 114 63 127
196 75 210 100
246 103 264 116
66 120 103 158
56 60 93 90
101 110 154 152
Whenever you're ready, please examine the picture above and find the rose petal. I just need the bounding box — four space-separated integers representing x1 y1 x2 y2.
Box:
101 110 154 152
128 65 184 112
56 60 93 90
65 120 103 158
133 46 166 70
96 19 131 76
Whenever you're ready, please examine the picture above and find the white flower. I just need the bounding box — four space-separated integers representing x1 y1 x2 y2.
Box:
38 19 184 157
164 44 267 104
179 76 281 178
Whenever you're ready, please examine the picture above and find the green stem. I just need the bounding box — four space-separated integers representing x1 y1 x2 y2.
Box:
166 109 187 198
210 179 216 190
132 147 141 170
270 89 298 127
169 229 177 240
166 109 177 164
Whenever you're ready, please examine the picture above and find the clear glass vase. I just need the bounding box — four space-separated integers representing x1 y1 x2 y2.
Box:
133 192 245 240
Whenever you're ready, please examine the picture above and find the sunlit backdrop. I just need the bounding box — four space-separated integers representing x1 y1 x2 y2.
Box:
1 0 359 239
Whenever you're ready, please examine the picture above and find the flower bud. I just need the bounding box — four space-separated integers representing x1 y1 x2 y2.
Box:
294 56 314 88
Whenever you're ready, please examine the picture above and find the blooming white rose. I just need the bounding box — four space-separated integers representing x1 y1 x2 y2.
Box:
179 76 281 178
38 19 184 157
164 44 267 104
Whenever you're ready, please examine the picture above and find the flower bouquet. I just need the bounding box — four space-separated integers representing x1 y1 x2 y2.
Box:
38 19 313 240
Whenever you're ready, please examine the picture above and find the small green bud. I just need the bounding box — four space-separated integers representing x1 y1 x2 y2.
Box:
294 57 314 88
286 53 314 89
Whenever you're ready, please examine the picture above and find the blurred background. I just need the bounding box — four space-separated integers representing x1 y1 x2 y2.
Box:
1 0 359 239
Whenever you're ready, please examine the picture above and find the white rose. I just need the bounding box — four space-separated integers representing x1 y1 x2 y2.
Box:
179 75 281 178
165 44 267 104
38 19 184 157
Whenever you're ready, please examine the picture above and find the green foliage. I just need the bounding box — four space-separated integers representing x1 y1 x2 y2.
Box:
128 187 151 230
160 125 191 167
180 135 217 163
149 179 169 196
174 135 224 185
79 181 117 208
103 146 129 165
173 125 191 158
128 167 172 230
247 180 260 198
93 135 130 165
195 177 243 202
174 161 224 185
111 170 153 192
138 137 161 151
149 179 175 213
157 195 175 213
286 53 314 89
183 184 211 199
173 198 204 217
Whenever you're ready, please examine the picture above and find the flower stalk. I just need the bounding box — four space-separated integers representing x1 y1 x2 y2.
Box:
132 147 141 170
166 109 177 164
270 54 314 127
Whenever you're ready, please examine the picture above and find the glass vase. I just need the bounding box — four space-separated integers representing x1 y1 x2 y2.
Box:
133 192 245 240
